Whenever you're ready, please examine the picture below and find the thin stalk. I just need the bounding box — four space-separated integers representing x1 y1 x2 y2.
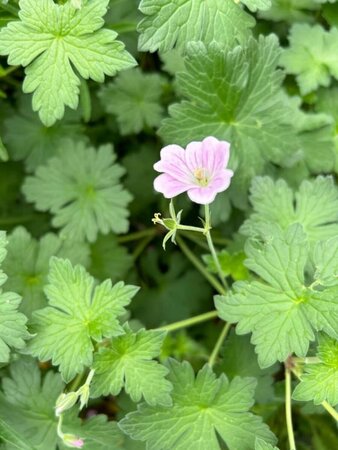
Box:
285 368 297 450
117 228 155 243
204 204 228 291
176 235 225 295
208 322 231 368
322 401 338 422
177 224 205 233
132 234 154 260
292 356 320 365
68 373 84 392
156 310 218 332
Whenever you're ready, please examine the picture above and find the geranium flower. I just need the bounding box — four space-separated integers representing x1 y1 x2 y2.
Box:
153 136 233 204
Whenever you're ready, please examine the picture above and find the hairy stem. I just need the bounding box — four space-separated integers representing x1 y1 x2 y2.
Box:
176 236 225 295
156 310 218 332
321 401 338 422
208 322 231 368
204 204 229 291
285 368 297 450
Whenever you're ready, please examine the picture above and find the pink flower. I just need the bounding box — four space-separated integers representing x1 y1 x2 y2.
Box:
153 136 233 205
69 438 84 448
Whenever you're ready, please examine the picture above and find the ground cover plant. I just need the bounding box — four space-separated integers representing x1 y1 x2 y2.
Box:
0 0 337 449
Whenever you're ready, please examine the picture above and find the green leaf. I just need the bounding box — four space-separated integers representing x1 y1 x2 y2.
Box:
258 0 320 23
120 360 276 450
137 0 255 53
216 330 277 403
92 325 172 406
90 234 133 283
0 231 29 363
0 358 63 449
293 334 338 406
0 0 136 126
240 0 272 12
255 438 279 450
3 95 86 171
28 257 139 381
216 224 338 368
280 24 338 95
99 68 165 135
159 36 299 208
2 226 90 317
0 416 33 450
241 176 338 245
203 250 249 281
22 140 132 242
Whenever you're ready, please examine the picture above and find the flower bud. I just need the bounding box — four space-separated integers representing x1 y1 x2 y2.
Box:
62 434 84 448
55 392 78 417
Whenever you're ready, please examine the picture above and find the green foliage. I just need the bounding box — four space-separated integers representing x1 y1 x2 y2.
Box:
0 0 135 126
241 176 338 244
120 360 276 450
29 257 139 381
137 0 255 53
22 140 132 242
293 334 338 406
89 234 133 283
0 357 63 449
159 36 299 207
280 24 338 94
92 325 172 406
258 0 320 23
3 96 86 171
255 438 279 450
203 250 249 281
240 0 272 12
0 231 28 363
2 226 90 317
216 331 277 403
99 68 165 135
216 225 338 368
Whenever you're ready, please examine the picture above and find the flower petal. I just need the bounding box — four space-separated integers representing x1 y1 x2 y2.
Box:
153 144 191 180
201 136 231 174
187 186 219 204
185 141 204 172
210 169 234 192
154 173 189 198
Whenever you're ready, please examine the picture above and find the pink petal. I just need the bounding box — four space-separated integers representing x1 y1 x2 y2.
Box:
153 144 191 180
154 173 190 198
187 186 218 205
185 141 204 172
210 169 234 192
201 136 231 173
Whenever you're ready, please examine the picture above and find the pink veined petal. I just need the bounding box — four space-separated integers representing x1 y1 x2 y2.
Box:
187 186 219 205
153 144 191 180
209 169 234 192
184 141 205 173
154 173 190 198
201 136 231 174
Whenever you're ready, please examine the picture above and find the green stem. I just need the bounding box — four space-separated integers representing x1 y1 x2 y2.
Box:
68 373 84 392
208 322 231 368
322 401 338 422
204 205 228 291
132 234 154 260
0 2 19 16
156 310 218 332
177 224 205 233
292 356 320 365
117 228 155 243
176 236 225 295
180 231 210 250
285 368 297 450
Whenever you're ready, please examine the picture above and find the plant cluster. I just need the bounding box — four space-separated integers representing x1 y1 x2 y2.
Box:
0 0 337 449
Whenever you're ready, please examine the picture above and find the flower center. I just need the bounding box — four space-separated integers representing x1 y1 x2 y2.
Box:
193 167 210 187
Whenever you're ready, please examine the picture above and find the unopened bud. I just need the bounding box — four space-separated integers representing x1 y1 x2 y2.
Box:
62 434 84 448
55 392 78 417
